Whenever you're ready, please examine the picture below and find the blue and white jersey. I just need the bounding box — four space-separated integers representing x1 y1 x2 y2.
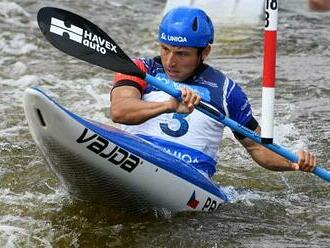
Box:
117 57 254 177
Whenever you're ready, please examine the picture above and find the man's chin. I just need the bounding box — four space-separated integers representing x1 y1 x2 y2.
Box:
167 74 183 82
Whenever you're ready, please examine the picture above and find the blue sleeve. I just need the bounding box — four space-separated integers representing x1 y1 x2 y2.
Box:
225 79 253 126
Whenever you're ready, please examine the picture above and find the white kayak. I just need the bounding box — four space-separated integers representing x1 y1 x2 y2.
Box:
24 87 228 215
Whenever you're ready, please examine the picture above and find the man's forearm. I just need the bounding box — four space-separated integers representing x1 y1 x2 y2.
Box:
110 98 172 125
248 144 294 171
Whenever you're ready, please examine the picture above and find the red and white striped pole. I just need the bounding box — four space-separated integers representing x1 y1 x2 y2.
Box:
261 0 278 144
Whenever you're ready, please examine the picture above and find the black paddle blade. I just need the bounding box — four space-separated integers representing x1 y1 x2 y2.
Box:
37 7 145 78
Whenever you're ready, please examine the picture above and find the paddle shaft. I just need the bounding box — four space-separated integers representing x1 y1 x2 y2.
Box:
37 7 330 183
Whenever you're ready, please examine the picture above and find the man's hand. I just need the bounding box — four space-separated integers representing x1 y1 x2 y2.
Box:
290 150 316 172
167 88 201 114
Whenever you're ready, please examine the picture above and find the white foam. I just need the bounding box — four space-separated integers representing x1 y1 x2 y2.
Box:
0 187 68 207
0 141 23 152
0 188 69 246
4 61 27 78
0 224 29 248
0 2 30 18
163 0 264 25
84 81 111 108
0 33 37 55
0 2 31 27
16 75 43 87
274 122 308 151
223 186 261 205
0 215 53 248
0 75 42 103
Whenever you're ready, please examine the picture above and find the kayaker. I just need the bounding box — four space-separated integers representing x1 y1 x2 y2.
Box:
110 7 316 177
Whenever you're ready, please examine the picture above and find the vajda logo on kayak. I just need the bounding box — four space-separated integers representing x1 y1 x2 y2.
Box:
49 17 117 55
76 128 141 173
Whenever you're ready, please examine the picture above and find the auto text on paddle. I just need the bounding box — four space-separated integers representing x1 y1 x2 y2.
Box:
49 17 117 55
76 128 141 172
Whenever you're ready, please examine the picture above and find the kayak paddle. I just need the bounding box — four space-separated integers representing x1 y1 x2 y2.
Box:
37 7 330 183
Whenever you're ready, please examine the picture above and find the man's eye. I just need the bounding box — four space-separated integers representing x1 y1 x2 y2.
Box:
162 47 169 53
178 52 188 57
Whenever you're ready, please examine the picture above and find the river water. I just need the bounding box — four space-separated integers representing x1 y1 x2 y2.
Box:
0 0 329 247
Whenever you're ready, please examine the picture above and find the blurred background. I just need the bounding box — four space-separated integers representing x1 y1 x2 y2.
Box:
0 0 329 247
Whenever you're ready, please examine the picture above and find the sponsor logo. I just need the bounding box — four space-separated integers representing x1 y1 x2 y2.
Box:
76 128 141 172
187 191 200 209
195 77 218 88
160 32 188 43
202 197 220 212
50 17 117 55
162 147 199 164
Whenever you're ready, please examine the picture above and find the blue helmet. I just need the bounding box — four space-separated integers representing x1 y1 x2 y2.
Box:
159 7 214 48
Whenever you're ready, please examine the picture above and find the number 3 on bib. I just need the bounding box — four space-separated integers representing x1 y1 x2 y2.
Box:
160 113 189 137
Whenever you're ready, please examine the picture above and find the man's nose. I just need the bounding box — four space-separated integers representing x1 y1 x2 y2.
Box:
166 52 176 67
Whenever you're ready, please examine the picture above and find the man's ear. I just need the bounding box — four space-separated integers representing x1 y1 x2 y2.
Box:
202 45 211 60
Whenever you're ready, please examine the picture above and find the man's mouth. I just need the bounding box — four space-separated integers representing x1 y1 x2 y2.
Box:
166 68 179 78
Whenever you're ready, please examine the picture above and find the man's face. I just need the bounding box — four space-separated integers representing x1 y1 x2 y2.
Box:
160 43 201 82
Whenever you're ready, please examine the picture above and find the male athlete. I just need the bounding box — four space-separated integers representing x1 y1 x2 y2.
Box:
110 7 315 177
